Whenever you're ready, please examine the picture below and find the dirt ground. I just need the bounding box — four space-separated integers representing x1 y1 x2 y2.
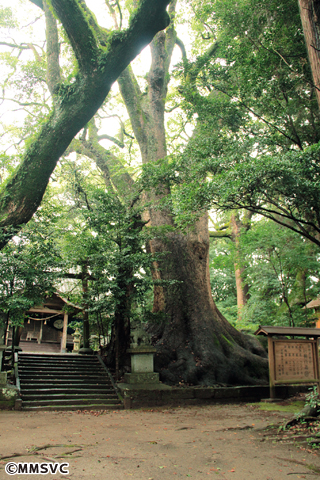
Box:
0 401 320 480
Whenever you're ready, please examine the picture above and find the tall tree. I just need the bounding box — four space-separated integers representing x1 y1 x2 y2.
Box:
209 211 252 322
0 0 171 248
116 2 267 386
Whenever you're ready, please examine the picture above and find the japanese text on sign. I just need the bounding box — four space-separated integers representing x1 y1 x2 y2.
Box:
274 341 315 381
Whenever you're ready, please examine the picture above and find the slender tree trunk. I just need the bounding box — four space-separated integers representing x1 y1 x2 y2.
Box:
2 313 9 346
298 0 320 108
230 213 251 322
80 262 92 353
109 264 133 378
234 266 249 318
13 326 23 347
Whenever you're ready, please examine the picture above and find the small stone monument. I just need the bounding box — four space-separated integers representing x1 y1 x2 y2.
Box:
72 328 81 352
124 325 159 385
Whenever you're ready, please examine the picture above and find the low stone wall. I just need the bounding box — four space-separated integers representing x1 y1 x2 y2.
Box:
118 384 310 409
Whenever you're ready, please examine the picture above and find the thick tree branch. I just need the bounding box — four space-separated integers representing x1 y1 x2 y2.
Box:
68 119 134 194
0 42 43 61
0 0 172 247
118 1 176 164
118 66 147 150
43 1 61 97
49 0 101 73
164 0 178 79
68 138 113 190
105 0 120 29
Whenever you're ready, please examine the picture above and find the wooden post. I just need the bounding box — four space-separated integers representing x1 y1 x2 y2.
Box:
314 338 320 395
39 320 43 344
60 312 68 353
268 336 276 399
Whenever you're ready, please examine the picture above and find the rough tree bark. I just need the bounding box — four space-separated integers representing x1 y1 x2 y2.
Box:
0 0 171 248
118 4 268 385
230 212 252 321
298 0 320 108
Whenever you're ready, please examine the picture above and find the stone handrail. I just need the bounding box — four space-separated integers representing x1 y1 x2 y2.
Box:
96 354 123 402
14 352 20 391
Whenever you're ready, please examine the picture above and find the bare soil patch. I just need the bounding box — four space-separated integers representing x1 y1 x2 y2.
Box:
0 400 319 479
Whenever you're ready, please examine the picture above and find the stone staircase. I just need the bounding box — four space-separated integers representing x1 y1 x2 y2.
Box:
16 341 61 354
17 353 123 410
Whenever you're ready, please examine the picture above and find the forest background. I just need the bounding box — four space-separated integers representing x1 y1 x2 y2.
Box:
0 0 319 386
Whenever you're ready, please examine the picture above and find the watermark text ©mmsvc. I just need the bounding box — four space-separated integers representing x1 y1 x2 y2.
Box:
5 462 69 475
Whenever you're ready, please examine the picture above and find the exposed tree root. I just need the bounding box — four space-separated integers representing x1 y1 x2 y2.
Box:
285 406 319 428
275 457 320 474
0 444 86 461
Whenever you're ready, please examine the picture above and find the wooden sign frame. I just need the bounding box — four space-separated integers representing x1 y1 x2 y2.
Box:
268 337 320 399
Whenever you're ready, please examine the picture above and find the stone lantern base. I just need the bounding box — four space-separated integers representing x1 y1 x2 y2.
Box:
123 372 160 384
124 346 160 385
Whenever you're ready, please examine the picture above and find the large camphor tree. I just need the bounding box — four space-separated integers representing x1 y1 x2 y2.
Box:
0 0 269 385
138 0 320 362
114 0 268 385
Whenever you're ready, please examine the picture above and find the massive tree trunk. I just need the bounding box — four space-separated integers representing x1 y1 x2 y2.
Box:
118 4 268 385
298 0 320 108
149 213 267 385
0 0 171 248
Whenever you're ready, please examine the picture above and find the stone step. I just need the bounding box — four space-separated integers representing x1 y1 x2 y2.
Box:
20 387 115 395
19 360 100 368
21 397 122 407
21 376 104 382
18 365 105 375
22 404 123 411
19 372 107 378
19 380 111 389
18 353 98 359
19 358 99 364
19 356 99 362
21 392 119 401
19 381 109 387
16 342 61 354
19 352 97 359
17 352 122 411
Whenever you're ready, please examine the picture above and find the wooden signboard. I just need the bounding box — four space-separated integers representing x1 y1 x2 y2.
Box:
268 338 320 398
255 326 320 400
